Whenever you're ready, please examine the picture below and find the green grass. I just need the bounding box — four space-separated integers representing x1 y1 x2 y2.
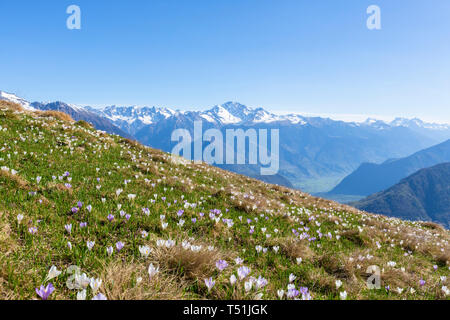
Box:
0 102 449 300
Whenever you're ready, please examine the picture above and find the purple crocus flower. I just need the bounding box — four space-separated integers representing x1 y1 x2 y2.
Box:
107 214 114 222
419 279 426 286
177 210 184 217
80 222 87 228
77 201 83 208
116 241 124 251
36 283 55 300
92 293 107 300
86 205 92 213
216 260 228 271
191 218 197 223
71 207 79 214
286 288 299 299
125 214 131 221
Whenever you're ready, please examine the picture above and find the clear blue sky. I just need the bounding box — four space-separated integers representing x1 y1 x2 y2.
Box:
1 0 449 122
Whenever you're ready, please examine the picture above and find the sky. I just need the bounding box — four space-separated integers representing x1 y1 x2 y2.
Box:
1 0 450 123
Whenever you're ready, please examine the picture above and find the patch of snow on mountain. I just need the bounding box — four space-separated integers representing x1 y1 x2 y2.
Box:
0 91 35 110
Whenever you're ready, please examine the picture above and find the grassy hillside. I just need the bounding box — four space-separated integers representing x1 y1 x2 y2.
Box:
0 100 449 300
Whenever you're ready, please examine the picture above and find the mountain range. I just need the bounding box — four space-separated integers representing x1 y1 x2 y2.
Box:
2 90 450 193
352 162 450 228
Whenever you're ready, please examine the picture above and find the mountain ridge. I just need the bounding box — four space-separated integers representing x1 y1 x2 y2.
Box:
328 139 450 197
352 162 450 228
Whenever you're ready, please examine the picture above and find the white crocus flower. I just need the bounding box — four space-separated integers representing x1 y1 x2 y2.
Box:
90 278 102 295
45 265 62 282
139 245 152 257
77 289 87 300
148 264 159 279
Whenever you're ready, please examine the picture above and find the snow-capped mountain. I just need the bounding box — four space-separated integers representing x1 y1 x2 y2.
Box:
0 91 35 110
390 117 450 130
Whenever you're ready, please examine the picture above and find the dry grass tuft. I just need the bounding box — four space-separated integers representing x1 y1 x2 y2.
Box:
316 254 351 279
152 245 221 280
341 230 366 247
100 260 188 300
37 110 74 122
0 100 24 112
280 238 315 262
0 169 29 190
75 120 93 129
419 221 445 231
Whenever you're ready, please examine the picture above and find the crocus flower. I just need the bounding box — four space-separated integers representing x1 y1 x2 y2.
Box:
92 293 107 300
28 227 37 234
419 279 426 286
148 264 159 279
116 241 124 252
300 287 312 300
106 246 113 256
216 260 228 271
90 278 102 295
75 273 91 289
204 277 215 292
340 291 348 300
87 241 95 250
77 289 87 300
45 266 62 282
230 274 237 285
286 288 299 299
107 214 114 222
36 283 55 300
237 266 251 280
255 276 268 289
64 224 72 234
139 245 151 257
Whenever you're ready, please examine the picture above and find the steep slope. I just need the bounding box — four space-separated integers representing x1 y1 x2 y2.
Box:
0 100 449 300
329 139 450 197
352 163 450 228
